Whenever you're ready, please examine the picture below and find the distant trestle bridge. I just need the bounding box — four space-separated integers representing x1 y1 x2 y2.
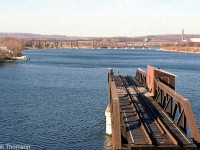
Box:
29 40 174 49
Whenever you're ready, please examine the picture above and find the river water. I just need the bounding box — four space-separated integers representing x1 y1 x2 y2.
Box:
0 48 199 149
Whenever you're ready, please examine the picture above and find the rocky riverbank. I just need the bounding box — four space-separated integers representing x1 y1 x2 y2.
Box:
0 51 29 62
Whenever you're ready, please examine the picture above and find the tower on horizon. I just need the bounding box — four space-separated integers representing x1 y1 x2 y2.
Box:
182 29 184 41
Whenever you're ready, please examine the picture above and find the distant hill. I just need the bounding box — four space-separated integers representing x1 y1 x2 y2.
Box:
146 34 200 41
1 32 200 41
0 32 76 40
112 34 200 42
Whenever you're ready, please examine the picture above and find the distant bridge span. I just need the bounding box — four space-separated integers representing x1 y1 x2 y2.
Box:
29 39 174 49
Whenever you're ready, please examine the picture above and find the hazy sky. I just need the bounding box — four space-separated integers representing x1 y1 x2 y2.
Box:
1 0 200 37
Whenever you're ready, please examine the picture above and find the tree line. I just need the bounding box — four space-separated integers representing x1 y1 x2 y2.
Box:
0 37 28 62
163 41 200 47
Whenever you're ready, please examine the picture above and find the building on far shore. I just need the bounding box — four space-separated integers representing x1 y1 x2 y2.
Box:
144 38 150 42
191 38 200 42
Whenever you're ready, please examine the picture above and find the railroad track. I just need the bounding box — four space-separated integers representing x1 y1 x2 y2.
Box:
116 75 192 147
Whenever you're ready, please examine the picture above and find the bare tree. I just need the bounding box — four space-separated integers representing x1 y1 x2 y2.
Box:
0 50 7 61
0 37 24 56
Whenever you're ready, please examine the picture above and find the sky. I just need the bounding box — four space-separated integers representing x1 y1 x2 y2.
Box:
0 0 200 37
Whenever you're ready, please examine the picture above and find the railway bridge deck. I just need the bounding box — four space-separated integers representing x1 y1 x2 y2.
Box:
106 66 200 150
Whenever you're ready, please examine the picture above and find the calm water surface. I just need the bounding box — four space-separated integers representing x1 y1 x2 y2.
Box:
0 49 199 149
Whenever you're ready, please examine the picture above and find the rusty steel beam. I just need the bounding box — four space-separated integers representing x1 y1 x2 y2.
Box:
110 81 122 150
108 69 113 104
135 69 147 87
147 65 176 97
136 68 147 77
108 69 122 150
177 109 187 133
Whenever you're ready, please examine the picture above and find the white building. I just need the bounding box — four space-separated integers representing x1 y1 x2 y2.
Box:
191 38 200 42
144 38 150 42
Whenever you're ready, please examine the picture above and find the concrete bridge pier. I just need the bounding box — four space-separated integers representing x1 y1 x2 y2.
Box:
105 104 112 135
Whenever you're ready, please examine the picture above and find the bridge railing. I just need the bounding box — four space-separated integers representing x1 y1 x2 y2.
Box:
108 69 122 150
135 68 147 87
155 80 200 145
135 67 200 145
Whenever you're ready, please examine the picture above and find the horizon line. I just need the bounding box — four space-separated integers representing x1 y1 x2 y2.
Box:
1 31 200 38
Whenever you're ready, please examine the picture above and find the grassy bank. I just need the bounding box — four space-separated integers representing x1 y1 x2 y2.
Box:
161 42 200 53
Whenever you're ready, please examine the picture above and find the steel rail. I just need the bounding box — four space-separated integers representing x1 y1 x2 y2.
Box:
119 75 153 145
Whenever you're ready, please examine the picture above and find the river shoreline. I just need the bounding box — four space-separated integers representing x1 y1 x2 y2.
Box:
0 55 30 63
159 47 200 54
